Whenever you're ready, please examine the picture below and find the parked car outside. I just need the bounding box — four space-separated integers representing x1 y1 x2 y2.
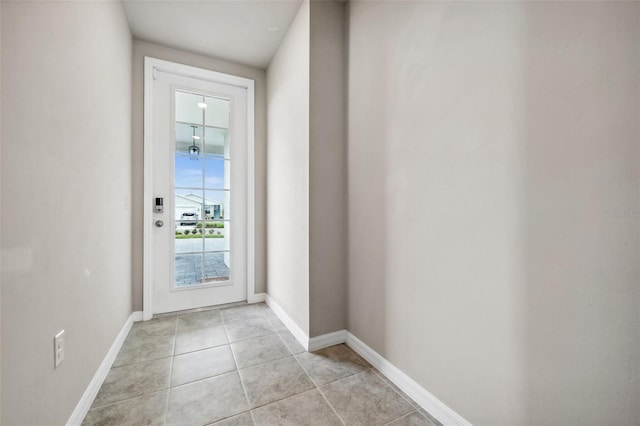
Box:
180 212 198 226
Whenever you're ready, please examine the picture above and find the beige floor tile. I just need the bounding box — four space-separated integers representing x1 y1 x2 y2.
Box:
92 358 172 408
113 316 178 367
231 334 291 369
171 345 237 387
208 411 254 425
417 408 443 426
177 309 224 332
387 411 439 426
89 305 435 426
129 316 177 341
167 371 249 425
371 369 420 408
113 334 175 367
251 389 342 426
225 318 274 343
277 331 306 355
296 344 370 386
321 370 413 425
175 325 228 355
83 390 168 426
239 357 315 408
265 315 288 332
254 302 270 311
221 305 265 324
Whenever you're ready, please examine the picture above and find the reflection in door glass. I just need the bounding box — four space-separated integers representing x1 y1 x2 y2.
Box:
174 90 231 287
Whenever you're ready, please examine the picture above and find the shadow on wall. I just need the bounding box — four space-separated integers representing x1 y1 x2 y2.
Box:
346 0 389 358
521 2 640 424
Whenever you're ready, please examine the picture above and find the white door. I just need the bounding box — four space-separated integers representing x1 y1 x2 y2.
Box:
146 59 251 315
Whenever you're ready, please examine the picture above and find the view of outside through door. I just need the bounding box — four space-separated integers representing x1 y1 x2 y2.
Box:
174 90 231 287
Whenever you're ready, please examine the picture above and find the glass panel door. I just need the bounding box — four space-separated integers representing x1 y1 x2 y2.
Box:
174 90 231 287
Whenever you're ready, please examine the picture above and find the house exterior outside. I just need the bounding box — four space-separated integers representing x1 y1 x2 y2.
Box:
175 193 222 221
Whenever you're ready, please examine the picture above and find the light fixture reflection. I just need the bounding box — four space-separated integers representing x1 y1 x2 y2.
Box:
189 125 200 160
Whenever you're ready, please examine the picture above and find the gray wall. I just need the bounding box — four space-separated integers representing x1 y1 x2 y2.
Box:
131 40 268 310
309 1 347 337
347 1 640 424
267 0 347 337
0 4 3 421
1 2 132 424
266 0 311 334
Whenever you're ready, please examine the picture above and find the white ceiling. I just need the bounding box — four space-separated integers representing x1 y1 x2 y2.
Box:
121 0 303 69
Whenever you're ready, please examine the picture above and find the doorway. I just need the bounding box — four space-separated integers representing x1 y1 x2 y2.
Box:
143 57 256 319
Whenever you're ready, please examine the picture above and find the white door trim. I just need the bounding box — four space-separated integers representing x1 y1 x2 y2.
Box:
143 56 256 321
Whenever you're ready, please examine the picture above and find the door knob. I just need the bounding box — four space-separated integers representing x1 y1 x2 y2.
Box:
155 220 164 228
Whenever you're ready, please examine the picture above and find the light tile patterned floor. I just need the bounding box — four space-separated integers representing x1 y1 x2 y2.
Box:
83 303 442 426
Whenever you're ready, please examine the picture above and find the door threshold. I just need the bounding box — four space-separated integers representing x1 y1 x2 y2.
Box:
153 300 251 318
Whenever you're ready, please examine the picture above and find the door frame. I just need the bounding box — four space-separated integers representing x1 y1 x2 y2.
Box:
143 56 256 321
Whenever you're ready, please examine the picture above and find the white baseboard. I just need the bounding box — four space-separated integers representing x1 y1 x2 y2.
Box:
345 332 471 426
265 295 310 350
249 292 266 303
308 329 347 351
67 311 142 425
260 295 468 425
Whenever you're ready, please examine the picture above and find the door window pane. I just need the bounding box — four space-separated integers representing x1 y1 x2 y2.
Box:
204 127 228 157
204 252 230 282
204 96 230 128
175 253 203 287
205 156 229 190
204 190 229 220
203 222 229 252
174 89 231 288
176 91 204 124
175 124 204 188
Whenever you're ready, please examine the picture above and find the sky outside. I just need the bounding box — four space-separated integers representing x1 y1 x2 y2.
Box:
175 154 227 189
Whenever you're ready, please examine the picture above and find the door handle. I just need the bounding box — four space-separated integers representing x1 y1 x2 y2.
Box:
155 220 164 228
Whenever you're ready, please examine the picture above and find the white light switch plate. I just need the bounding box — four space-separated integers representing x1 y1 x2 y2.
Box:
54 330 65 368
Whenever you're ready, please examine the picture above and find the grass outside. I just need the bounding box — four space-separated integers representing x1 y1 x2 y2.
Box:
197 222 225 228
175 234 225 239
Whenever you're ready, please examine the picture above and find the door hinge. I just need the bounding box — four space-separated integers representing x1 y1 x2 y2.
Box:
153 68 158 80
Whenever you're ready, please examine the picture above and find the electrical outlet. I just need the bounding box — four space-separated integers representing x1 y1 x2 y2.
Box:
54 330 65 368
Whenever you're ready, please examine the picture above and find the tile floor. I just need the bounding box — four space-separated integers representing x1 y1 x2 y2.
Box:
83 303 441 426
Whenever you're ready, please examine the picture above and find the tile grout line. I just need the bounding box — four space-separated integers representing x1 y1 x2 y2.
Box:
249 385 320 412
162 316 179 425
274 331 297 357
89 318 180 411
229 306 306 413
98 355 372 414
160 387 170 426
273 327 306 355
233 348 292 371
382 410 420 426
173 339 228 358
248 408 257 426
230 307 317 414
291 355 347 426
84 391 149 412
90 307 271 423
110 353 174 369
167 332 289 390
95 306 417 426
172 340 292 389
199 308 256 425
369 368 430 418
222 312 253 411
